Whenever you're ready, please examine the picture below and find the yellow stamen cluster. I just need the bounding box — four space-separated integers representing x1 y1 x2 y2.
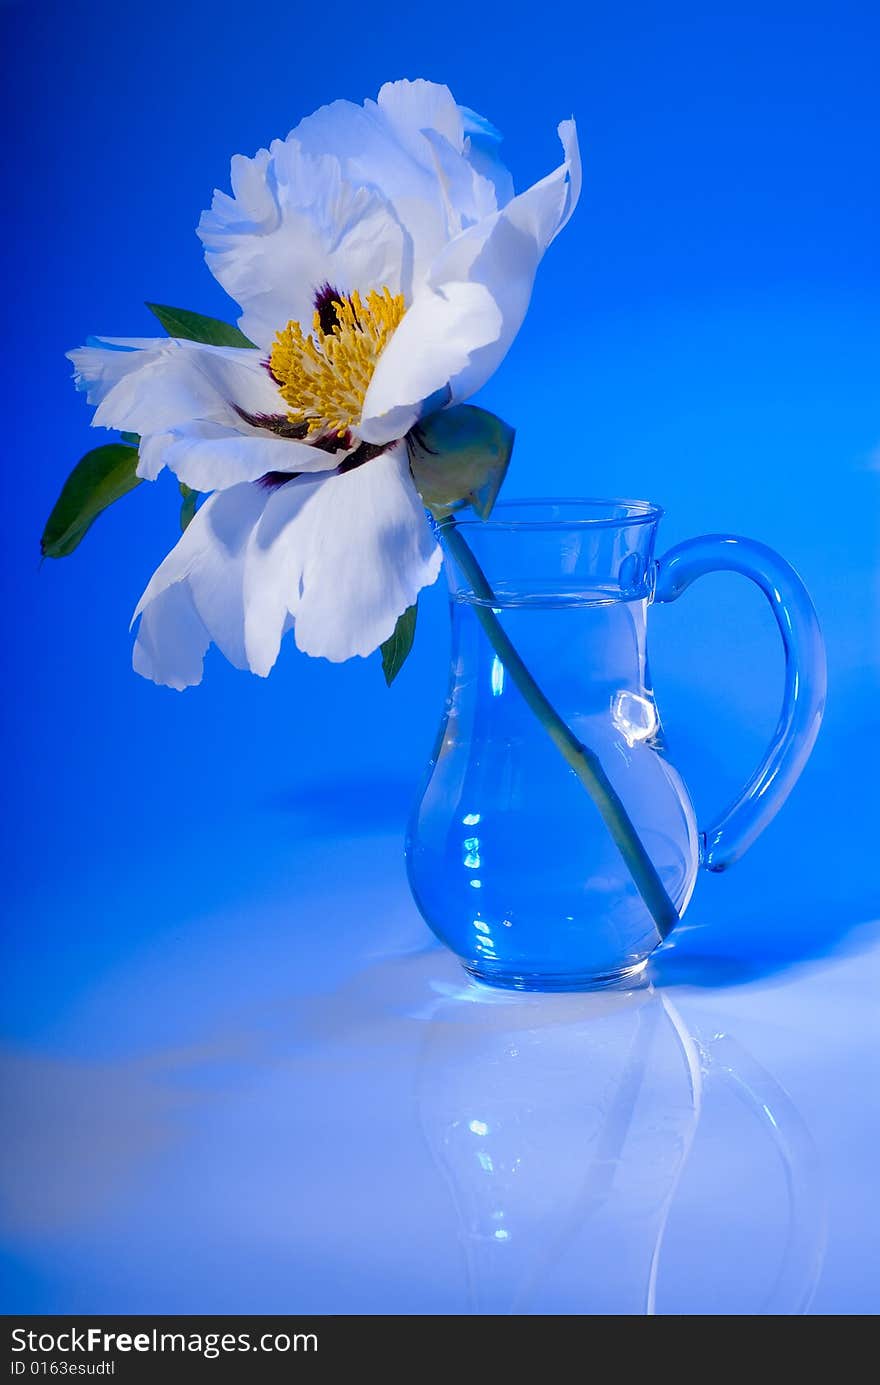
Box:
269 287 406 439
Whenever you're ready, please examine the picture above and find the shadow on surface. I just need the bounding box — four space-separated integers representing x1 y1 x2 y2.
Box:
651 915 880 989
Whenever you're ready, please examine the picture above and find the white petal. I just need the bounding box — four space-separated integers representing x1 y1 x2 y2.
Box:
420 127 499 233
198 140 407 349
133 450 441 686
132 584 210 691
243 446 441 671
132 484 268 687
239 474 324 677
358 119 581 442
376 79 464 161
358 282 502 444
68 335 342 490
136 421 340 490
551 118 582 240
136 432 176 482
296 449 442 661
292 80 500 287
67 336 281 435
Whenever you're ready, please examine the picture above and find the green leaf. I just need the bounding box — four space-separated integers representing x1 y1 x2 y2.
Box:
409 405 515 519
179 481 199 532
41 444 141 558
145 302 257 349
120 431 140 447
380 602 418 686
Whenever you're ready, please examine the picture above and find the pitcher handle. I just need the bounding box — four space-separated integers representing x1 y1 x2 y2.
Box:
654 535 826 871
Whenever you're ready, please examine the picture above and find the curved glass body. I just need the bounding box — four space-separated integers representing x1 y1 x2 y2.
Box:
406 500 826 991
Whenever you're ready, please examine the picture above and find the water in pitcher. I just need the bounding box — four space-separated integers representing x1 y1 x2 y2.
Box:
406 590 699 989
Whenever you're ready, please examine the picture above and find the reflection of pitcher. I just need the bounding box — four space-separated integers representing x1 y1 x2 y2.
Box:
417 983 824 1315
407 501 826 989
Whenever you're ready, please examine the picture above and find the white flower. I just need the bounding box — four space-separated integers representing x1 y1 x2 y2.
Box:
68 79 581 686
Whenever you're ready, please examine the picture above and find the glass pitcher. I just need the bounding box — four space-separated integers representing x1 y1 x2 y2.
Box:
406 499 826 991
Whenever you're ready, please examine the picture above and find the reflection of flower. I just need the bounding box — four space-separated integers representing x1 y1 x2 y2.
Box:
68 80 580 685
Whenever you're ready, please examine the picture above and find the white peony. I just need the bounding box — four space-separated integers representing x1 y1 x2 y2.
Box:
68 79 580 688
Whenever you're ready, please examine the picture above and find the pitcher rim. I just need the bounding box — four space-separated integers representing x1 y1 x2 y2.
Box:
441 497 663 531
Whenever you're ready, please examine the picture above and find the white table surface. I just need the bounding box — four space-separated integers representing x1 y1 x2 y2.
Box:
2 825 877 1316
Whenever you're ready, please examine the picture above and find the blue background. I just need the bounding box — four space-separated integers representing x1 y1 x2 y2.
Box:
1 0 879 1310
3 0 879 1000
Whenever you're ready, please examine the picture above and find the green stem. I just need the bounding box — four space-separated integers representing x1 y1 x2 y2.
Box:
442 520 680 941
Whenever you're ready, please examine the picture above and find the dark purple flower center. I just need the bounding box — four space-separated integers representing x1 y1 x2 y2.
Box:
313 282 346 335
